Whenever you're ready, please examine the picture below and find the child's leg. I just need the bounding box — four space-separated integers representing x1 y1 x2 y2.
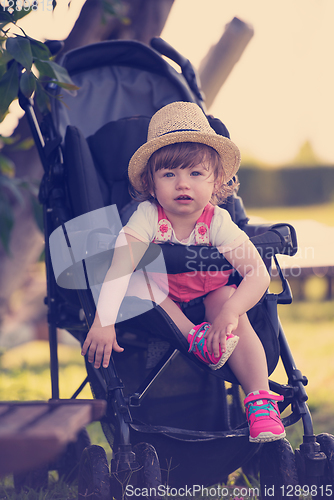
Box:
126 273 236 369
204 286 285 442
126 271 195 334
203 286 269 395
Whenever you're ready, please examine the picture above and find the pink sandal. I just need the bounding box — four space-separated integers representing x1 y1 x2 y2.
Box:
187 322 239 370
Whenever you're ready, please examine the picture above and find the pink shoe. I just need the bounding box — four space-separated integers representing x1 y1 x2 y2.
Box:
187 322 239 370
244 390 286 443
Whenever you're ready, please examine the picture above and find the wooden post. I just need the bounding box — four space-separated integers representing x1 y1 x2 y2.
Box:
198 17 254 109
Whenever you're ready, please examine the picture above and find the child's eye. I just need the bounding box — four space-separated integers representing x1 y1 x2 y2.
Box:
191 171 201 176
163 171 174 178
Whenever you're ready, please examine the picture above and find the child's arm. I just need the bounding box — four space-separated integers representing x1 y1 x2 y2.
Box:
81 233 149 369
205 239 270 357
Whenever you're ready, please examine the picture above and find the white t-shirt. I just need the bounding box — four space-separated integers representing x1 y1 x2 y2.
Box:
123 201 248 254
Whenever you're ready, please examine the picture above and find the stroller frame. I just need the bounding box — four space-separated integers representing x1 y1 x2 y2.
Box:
18 37 334 498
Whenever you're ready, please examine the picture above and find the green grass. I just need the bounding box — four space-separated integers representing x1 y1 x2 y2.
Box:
273 301 334 447
0 340 92 401
246 200 334 448
246 200 334 227
0 474 77 499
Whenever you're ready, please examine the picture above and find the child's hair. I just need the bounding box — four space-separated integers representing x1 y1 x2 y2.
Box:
131 142 238 204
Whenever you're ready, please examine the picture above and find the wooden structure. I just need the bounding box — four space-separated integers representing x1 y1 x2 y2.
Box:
0 399 106 477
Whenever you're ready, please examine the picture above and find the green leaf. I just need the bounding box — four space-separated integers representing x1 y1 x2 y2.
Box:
33 58 56 79
0 61 19 122
11 137 34 150
0 12 13 24
12 9 33 22
30 195 43 232
0 195 14 254
0 64 6 79
49 80 79 91
29 38 51 61
6 35 33 70
0 134 34 151
12 1 34 22
42 60 75 86
20 69 36 97
0 134 22 147
0 153 15 176
0 50 13 79
34 59 78 93
0 174 24 204
0 50 13 66
34 79 50 115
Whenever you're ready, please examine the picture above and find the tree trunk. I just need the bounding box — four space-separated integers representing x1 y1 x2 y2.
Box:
63 0 174 51
0 0 174 322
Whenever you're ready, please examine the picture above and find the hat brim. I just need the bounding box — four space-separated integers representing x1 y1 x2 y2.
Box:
128 130 241 193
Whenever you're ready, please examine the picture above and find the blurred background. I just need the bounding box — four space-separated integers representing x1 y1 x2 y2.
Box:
0 0 333 460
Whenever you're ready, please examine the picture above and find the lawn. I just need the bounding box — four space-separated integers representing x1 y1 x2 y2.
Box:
246 200 334 227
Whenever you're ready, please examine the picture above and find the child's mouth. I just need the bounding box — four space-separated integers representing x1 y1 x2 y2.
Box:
175 195 192 200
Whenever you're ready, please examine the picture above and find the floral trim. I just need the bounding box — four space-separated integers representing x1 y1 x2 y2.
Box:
195 222 210 245
155 218 173 242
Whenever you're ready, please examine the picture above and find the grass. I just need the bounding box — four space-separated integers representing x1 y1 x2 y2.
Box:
0 340 92 401
0 474 77 499
273 301 334 448
247 200 334 449
246 200 334 227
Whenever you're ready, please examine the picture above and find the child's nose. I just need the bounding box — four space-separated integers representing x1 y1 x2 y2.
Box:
175 173 190 188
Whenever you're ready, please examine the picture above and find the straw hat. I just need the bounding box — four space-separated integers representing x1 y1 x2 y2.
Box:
128 101 241 193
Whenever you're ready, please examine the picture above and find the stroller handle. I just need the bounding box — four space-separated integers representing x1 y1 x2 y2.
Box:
151 37 189 70
150 37 204 103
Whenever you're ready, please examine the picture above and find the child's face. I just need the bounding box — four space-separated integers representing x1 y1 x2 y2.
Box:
151 162 220 218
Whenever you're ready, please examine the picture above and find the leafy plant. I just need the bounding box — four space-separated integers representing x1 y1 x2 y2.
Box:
0 134 40 253
0 2 79 252
0 2 79 121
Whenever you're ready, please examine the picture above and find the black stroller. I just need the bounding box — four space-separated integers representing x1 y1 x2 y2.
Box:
19 37 334 499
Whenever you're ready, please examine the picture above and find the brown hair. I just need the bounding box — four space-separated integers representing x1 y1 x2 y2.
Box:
131 142 238 204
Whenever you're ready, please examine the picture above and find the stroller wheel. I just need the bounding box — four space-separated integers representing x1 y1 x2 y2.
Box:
56 428 91 483
260 438 299 499
132 442 162 492
110 442 162 500
77 445 110 500
316 433 334 499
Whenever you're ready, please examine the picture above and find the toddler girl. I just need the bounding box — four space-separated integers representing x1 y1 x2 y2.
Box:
82 101 285 443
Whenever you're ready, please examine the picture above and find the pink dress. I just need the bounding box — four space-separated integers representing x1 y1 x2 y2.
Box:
151 203 234 304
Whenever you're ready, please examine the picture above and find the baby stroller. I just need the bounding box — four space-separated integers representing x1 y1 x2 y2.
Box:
19 37 334 499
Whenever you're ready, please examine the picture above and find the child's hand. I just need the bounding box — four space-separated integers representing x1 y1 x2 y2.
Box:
81 323 124 369
205 308 239 358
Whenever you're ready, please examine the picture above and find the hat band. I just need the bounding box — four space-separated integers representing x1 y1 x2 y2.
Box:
158 128 200 137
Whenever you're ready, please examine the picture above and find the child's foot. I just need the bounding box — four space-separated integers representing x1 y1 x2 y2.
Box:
187 322 239 370
244 390 286 443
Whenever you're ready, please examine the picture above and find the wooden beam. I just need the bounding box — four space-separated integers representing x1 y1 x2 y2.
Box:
198 17 254 109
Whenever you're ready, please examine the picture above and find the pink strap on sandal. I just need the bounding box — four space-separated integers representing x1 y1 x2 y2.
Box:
188 322 239 370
